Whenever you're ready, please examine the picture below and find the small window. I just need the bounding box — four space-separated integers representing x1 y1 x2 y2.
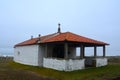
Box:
17 51 20 55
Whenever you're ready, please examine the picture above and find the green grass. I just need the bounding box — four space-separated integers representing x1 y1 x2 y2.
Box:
9 61 120 80
0 57 120 80
0 59 51 80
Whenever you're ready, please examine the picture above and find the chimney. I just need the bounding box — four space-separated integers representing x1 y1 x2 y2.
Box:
38 34 41 41
31 35 33 39
37 34 41 43
58 23 61 33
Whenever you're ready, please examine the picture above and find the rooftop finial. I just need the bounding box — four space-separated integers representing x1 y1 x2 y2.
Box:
38 34 41 41
58 23 61 33
31 35 33 39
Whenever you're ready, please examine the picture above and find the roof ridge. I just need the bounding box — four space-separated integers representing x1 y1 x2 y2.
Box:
41 32 60 42
65 32 70 40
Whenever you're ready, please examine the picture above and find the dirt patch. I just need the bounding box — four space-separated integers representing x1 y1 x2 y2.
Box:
0 57 55 80
111 76 120 80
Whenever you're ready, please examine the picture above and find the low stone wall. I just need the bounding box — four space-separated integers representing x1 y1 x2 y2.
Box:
96 58 108 67
0 56 13 63
43 58 85 71
85 57 108 67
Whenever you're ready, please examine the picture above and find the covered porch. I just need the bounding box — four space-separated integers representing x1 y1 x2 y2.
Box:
42 41 108 71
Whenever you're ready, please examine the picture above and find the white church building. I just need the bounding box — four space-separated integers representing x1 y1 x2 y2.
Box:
14 24 109 71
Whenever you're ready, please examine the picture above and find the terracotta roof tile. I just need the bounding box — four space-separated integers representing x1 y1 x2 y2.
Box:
14 33 58 47
14 32 109 47
42 32 108 45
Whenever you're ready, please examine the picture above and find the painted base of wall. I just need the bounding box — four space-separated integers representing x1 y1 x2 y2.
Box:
43 58 85 71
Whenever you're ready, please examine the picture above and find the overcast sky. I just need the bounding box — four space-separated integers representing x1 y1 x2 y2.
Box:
0 0 120 56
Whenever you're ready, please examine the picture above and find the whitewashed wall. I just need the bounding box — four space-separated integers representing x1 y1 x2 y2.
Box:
96 58 108 67
43 58 85 71
14 45 39 66
38 45 45 66
66 59 85 71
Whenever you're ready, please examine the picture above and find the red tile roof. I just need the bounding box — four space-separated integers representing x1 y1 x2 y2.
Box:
14 32 109 47
14 33 58 47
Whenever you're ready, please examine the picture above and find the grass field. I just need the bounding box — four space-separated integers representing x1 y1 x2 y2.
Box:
0 57 120 80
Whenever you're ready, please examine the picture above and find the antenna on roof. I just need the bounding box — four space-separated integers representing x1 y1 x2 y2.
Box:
58 23 61 33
